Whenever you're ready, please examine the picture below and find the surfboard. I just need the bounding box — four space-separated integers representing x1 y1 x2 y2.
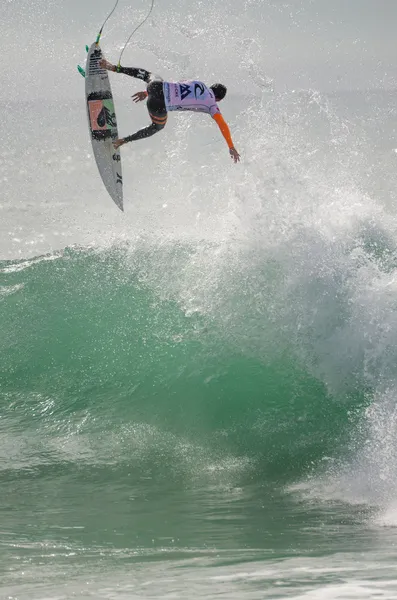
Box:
85 42 123 211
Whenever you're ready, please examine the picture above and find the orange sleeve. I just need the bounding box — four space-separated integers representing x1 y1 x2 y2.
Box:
213 112 234 149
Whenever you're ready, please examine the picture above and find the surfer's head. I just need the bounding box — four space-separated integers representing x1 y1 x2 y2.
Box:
210 83 227 101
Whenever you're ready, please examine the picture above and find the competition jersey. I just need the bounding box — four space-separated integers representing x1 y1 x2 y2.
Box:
163 80 220 116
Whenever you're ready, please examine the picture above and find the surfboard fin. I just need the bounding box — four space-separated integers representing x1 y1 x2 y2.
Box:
76 45 89 77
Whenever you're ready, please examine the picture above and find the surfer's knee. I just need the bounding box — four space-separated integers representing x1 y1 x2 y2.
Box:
150 114 167 130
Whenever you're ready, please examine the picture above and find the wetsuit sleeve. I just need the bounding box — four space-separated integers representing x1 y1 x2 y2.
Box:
116 66 151 83
212 113 234 149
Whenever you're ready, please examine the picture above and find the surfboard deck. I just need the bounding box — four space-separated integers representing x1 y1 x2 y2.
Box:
85 43 123 211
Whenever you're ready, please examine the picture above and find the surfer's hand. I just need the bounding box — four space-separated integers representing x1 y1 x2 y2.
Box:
99 59 116 71
229 147 240 163
132 91 148 103
113 138 125 150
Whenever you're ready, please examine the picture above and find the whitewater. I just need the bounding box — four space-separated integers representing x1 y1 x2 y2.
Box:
2 0 397 598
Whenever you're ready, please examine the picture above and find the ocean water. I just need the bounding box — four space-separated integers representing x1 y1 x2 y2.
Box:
3 1 397 598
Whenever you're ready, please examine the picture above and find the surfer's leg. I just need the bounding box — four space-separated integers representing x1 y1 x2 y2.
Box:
123 122 165 143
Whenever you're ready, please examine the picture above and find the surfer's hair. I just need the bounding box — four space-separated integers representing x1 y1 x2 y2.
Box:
210 83 227 101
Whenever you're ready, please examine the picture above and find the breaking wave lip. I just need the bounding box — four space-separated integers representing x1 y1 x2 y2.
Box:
290 384 397 517
0 251 65 274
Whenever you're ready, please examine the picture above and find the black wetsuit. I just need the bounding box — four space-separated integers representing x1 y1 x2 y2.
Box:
117 66 167 142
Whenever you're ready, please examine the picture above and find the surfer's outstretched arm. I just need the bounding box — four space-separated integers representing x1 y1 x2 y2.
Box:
212 113 240 163
99 59 152 83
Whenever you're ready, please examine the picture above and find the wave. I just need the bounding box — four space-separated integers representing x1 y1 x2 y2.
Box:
0 240 376 485
2 90 397 498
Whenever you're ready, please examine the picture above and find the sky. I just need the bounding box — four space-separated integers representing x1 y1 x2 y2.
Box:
2 0 397 102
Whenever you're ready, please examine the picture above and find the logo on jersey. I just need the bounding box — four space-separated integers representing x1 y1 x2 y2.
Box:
180 83 192 100
194 83 205 98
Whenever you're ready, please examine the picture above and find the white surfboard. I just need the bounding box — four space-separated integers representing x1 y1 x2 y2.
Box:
85 42 123 211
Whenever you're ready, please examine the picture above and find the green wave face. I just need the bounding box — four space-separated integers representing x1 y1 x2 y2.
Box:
0 243 367 486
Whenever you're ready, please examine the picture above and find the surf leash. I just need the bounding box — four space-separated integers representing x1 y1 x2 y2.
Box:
77 1 120 77
116 0 156 72
77 0 155 77
96 0 120 45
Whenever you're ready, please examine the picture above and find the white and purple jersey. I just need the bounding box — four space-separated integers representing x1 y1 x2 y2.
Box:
163 80 220 116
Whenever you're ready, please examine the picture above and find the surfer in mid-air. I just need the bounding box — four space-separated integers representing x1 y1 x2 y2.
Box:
99 58 240 163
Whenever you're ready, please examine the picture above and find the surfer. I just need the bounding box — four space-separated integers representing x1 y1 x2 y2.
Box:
99 59 240 163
